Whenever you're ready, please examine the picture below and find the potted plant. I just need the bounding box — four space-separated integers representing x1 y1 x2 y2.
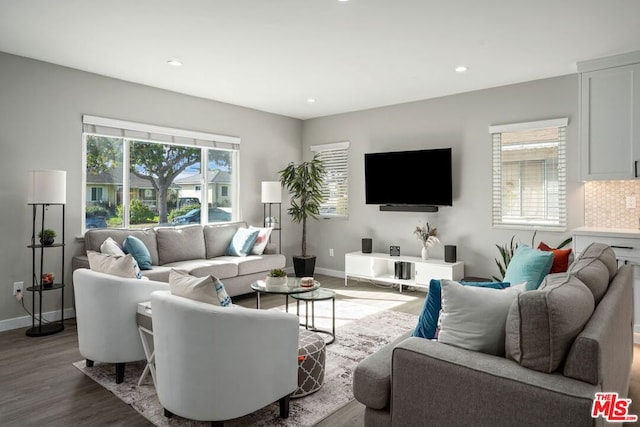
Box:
279 153 326 277
265 268 288 287
38 229 57 246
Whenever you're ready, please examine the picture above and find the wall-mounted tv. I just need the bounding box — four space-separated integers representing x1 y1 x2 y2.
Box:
364 148 452 208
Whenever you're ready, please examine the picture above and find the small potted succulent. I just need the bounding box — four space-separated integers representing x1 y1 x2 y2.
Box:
38 229 57 246
265 268 288 287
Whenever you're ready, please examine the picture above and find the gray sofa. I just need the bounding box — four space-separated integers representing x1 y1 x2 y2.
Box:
353 243 634 426
72 221 285 297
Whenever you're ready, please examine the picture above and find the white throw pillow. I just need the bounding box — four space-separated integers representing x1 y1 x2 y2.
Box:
100 237 126 256
249 226 273 255
87 250 142 279
169 269 232 306
437 279 522 356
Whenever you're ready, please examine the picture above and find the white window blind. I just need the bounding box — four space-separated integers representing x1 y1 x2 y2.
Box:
82 115 240 150
490 119 567 230
311 141 349 218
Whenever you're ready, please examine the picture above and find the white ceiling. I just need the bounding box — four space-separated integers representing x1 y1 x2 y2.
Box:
1 1 640 120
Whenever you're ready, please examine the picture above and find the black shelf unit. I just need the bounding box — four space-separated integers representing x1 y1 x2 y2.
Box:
263 202 282 254
27 203 65 337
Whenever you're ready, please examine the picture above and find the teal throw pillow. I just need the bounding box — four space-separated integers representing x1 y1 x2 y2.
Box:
504 245 554 291
412 279 511 340
225 228 260 257
123 235 153 270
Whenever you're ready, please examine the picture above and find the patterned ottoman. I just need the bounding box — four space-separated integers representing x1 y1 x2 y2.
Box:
293 329 326 398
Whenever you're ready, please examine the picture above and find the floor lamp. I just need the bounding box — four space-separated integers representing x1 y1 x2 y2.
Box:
26 170 66 337
261 181 282 253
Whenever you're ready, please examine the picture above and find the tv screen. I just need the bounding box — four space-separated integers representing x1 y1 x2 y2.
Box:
364 148 452 206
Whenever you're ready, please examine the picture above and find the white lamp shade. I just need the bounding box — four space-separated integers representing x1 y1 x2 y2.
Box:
28 170 67 204
261 181 282 203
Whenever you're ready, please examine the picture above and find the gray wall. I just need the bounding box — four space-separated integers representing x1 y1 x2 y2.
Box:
302 74 583 279
0 52 302 326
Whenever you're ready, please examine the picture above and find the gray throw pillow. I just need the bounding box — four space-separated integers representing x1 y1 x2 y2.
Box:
505 274 595 373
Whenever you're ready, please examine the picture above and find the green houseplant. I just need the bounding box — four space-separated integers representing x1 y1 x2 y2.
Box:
37 229 57 246
279 153 326 277
265 268 288 287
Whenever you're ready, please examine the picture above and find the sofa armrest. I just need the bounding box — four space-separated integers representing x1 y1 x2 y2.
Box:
391 337 599 427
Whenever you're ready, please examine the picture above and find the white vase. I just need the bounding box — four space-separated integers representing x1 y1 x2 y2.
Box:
265 276 288 287
421 246 429 260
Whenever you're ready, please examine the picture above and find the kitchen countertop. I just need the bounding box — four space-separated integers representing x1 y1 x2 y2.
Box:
572 226 640 238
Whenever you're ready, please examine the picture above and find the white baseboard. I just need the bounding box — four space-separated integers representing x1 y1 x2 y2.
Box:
0 308 75 333
313 267 344 278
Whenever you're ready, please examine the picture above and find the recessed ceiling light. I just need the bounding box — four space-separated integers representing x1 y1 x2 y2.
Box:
167 59 183 67
338 0 350 2
307 98 316 104
455 65 468 73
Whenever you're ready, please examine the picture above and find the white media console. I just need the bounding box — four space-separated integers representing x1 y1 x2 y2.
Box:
344 251 464 292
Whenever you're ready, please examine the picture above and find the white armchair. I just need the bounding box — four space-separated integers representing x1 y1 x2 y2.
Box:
73 268 169 383
150 290 299 425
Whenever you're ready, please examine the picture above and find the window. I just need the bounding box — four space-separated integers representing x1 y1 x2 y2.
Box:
221 186 228 197
490 118 567 230
82 115 239 231
311 141 349 218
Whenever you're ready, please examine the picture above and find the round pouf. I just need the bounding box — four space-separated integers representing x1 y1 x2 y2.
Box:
293 330 326 398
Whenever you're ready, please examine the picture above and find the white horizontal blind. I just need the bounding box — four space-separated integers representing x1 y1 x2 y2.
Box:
311 141 349 218
82 115 240 150
491 119 567 230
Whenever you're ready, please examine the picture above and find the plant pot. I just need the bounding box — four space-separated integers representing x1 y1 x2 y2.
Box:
40 237 55 246
293 255 316 278
265 276 288 287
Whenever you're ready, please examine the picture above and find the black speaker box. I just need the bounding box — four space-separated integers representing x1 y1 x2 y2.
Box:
445 245 457 263
362 238 373 253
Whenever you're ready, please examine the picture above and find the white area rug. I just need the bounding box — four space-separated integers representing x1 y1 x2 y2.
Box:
73 299 418 426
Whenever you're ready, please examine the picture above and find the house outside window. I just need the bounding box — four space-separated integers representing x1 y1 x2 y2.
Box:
82 115 240 231
490 118 567 230
311 141 349 219
89 187 104 202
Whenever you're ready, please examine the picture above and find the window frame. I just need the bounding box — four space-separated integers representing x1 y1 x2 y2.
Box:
489 118 568 231
311 141 350 219
81 115 240 232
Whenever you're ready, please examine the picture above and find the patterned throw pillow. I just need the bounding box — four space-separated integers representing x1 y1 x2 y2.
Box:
169 269 232 306
249 226 273 255
87 250 142 279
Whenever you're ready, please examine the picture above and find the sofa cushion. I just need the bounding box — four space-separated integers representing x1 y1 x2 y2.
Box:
204 222 246 258
537 241 572 273
168 269 232 306
575 242 618 280
505 274 595 373
412 279 511 340
567 258 610 304
164 259 238 279
123 235 153 270
156 225 206 265
214 254 287 276
87 250 141 279
84 228 159 266
226 227 260 257
437 279 522 356
504 245 554 290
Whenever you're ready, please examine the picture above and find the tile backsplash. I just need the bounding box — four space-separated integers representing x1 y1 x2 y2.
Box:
584 180 640 229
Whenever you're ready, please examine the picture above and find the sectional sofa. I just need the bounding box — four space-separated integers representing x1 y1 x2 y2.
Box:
353 243 634 426
72 221 285 297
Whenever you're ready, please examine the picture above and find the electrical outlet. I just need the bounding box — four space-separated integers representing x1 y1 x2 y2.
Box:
13 281 23 296
329 248 334 257
627 196 637 209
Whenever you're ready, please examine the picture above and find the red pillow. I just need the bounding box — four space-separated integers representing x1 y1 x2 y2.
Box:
537 242 572 273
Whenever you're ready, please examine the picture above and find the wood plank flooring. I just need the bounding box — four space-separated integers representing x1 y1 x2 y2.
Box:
1 275 638 426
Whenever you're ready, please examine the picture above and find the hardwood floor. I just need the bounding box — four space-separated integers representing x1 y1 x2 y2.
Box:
1 275 638 426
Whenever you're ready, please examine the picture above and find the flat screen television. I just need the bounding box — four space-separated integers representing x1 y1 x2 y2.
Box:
364 148 452 207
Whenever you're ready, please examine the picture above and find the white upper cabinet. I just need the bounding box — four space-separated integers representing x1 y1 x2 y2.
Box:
579 52 640 180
